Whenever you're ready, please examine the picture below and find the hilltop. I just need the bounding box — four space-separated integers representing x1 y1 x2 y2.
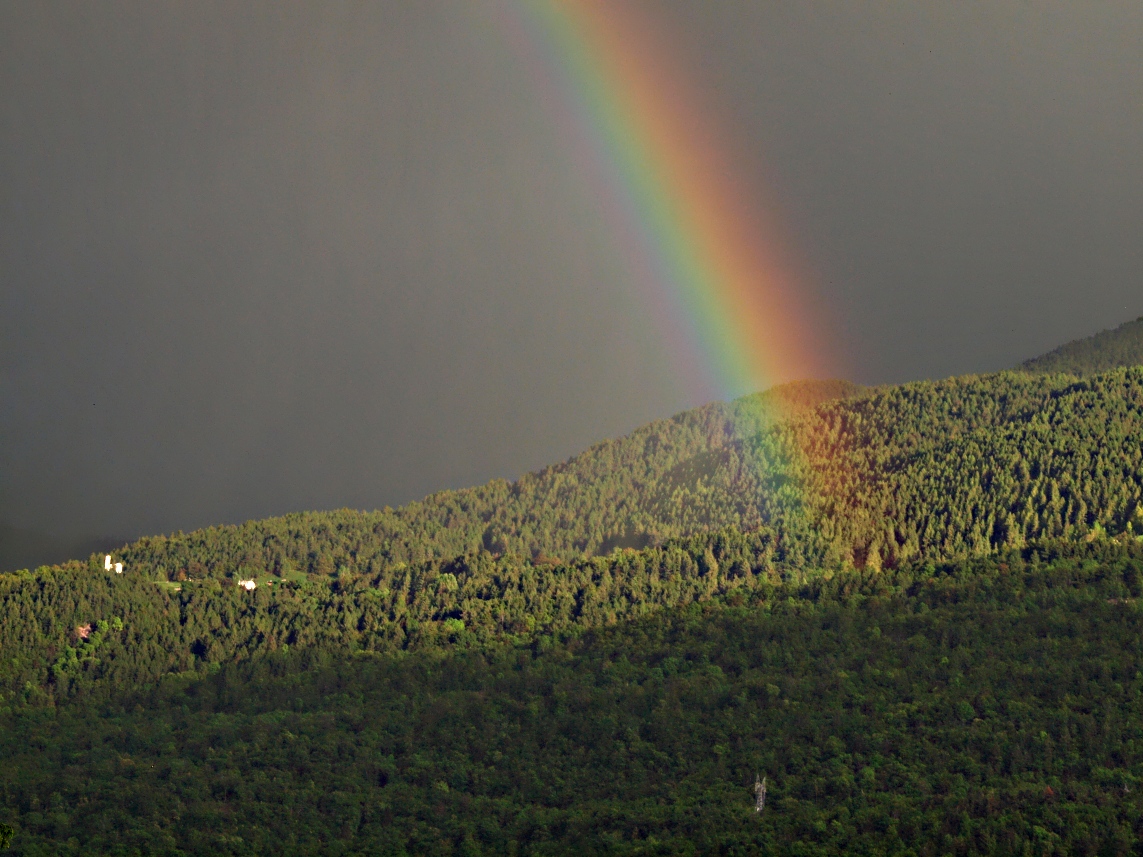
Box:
12 315 1143 579
6 320 1143 852
4 362 1143 703
1020 315 1143 376
80 314 1143 590
110 366 1143 588
0 523 123 578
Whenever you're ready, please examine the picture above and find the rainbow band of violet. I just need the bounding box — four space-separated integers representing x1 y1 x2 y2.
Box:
496 0 846 543
505 0 825 403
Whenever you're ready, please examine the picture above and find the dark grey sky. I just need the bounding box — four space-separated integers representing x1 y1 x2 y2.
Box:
3 1 1142 544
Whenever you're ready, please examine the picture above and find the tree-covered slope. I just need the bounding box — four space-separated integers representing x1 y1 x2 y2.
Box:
104 367 1143 587
0 524 119 577
0 526 824 705
9 349 1143 853
110 378 864 577
1020 316 1143 376
4 540 1143 855
14 315 1143 586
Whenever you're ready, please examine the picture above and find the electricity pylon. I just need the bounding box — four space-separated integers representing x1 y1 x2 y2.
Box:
754 774 767 813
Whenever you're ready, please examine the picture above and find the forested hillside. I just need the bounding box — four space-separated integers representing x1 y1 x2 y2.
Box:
3 539 1143 855
0 524 118 580
1020 316 1143 376
8 330 1143 853
8 364 1143 712
0 525 851 706
103 367 1143 588
111 378 864 576
15 318 1143 581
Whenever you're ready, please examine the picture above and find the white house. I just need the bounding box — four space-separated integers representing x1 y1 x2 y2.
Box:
238 579 257 591
115 562 124 574
104 555 112 570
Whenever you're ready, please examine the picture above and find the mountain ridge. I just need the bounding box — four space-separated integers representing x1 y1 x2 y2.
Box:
7 319 1143 853
1019 315 1143 376
104 365 1143 587
13 313 1143 576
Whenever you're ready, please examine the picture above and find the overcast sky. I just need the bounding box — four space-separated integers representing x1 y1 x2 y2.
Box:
3 1 1142 546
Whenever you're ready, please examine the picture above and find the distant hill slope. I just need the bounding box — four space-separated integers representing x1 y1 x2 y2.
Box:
110 378 865 571
1020 316 1143 376
22 315 1143 579
96 366 1143 589
24 315 1143 589
0 523 120 575
12 325 1143 853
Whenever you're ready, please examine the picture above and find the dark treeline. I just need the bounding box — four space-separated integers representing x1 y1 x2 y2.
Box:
3 539 1143 854
97 368 1143 587
1021 316 1143 377
5 329 1143 852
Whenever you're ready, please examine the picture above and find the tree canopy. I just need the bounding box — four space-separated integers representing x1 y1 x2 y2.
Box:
6 335 1143 853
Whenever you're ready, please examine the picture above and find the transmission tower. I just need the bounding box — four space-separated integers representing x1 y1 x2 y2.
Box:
754 774 767 813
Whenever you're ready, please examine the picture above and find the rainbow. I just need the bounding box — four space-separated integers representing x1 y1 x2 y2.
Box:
496 0 831 401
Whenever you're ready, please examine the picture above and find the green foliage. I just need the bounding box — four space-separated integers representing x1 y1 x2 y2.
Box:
1020 316 1143 377
0 823 11 849
9 339 1143 851
104 379 865 579
9 367 1143 705
0 526 803 703
3 548 1143 854
784 368 1143 568
65 367 1143 592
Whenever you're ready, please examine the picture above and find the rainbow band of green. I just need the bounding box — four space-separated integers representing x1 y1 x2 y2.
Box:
517 0 821 400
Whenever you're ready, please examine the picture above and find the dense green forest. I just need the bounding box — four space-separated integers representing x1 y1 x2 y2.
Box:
1021 317 1143 377
0 524 119 582
5 324 1143 853
72 319 1142 588
10 318 1139 582
0 525 795 705
3 538 1143 854
105 367 1143 586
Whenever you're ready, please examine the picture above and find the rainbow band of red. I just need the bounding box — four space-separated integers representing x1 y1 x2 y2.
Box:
506 0 826 400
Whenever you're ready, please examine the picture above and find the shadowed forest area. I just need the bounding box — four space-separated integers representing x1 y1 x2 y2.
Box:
4 320 1143 853
4 539 1143 854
